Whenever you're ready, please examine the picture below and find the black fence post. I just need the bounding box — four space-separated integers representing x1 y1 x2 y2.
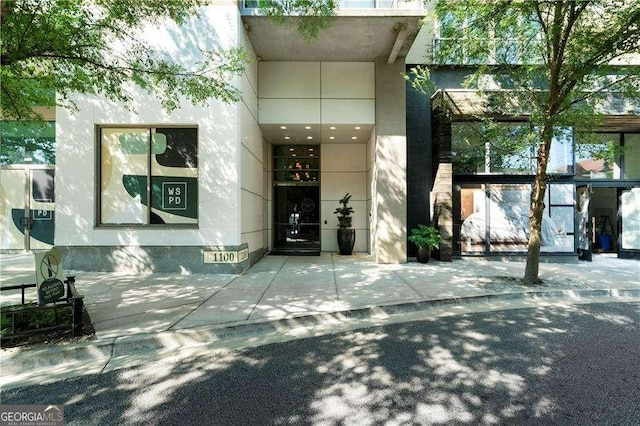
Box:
71 296 84 336
65 276 76 303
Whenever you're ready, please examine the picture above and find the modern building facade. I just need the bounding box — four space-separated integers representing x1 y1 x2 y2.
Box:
1 1 638 273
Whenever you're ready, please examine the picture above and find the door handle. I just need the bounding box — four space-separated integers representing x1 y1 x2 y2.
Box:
19 216 32 229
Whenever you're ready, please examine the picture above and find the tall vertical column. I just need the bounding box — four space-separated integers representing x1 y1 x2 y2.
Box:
372 57 407 263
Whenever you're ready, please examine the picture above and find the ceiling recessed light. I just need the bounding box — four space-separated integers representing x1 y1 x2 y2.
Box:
329 136 335 140
289 148 295 151
355 126 361 130
305 126 311 129
330 126 336 130
307 136 313 139
292 154 296 157
284 136 290 140
309 148 314 151
280 126 287 129
309 154 314 157
351 136 357 140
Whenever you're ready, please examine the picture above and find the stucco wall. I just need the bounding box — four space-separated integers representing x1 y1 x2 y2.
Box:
54 6 247 272
239 16 268 258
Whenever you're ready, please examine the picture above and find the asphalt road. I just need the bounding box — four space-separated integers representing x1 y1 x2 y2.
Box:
2 302 639 425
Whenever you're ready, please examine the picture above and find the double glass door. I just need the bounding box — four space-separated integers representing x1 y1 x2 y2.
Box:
619 187 640 258
576 185 640 259
273 145 320 255
273 186 320 254
1 167 55 251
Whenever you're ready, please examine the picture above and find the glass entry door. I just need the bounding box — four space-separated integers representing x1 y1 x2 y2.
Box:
619 187 640 259
272 145 320 255
576 185 592 260
273 186 320 254
1 167 55 251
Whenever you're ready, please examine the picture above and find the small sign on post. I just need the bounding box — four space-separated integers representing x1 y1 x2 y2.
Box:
35 249 65 305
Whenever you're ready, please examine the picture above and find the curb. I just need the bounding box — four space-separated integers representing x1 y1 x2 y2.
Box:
2 288 639 390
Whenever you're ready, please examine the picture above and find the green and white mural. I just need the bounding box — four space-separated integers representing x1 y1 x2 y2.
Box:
99 127 198 225
0 168 55 250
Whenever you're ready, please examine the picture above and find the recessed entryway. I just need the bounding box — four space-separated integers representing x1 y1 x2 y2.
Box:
272 145 320 255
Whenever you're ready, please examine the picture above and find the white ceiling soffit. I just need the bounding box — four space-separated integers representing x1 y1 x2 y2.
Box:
242 14 425 62
262 124 374 145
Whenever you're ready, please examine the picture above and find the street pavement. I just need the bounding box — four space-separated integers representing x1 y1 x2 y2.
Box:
3 302 639 425
1 252 639 391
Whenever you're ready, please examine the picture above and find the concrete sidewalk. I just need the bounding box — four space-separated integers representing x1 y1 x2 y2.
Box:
1 252 639 390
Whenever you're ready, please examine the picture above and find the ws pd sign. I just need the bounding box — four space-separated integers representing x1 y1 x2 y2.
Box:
162 182 187 210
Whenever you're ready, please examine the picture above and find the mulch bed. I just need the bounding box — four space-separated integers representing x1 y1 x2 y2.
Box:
1 306 96 349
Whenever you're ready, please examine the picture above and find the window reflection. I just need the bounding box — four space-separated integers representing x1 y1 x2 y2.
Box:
452 122 573 175
458 183 574 253
575 133 620 179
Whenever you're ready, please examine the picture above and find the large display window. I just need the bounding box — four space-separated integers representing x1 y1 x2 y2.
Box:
458 182 574 254
452 123 574 175
574 133 621 179
99 127 198 226
574 132 640 180
623 134 640 179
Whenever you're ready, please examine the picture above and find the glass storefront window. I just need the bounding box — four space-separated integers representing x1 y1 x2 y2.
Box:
451 124 487 173
547 127 574 174
452 122 573 175
575 133 621 179
623 134 640 179
545 183 574 252
459 185 487 252
0 121 55 165
99 127 198 226
458 182 574 254
488 184 531 252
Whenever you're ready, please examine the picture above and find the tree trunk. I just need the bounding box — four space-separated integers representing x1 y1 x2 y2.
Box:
523 122 553 285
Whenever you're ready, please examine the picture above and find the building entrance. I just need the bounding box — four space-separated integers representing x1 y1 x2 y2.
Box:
0 166 55 251
576 185 640 260
272 145 320 255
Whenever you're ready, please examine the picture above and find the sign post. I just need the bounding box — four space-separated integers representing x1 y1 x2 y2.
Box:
35 249 65 305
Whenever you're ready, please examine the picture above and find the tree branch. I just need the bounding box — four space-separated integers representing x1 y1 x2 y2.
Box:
560 73 638 113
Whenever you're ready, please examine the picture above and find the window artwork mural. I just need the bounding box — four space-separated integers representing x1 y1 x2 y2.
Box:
99 127 198 225
459 183 574 253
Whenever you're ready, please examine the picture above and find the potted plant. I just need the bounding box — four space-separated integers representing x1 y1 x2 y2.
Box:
334 193 355 255
408 224 441 263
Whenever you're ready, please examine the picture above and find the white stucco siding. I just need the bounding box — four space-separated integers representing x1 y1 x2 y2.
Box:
239 12 268 255
55 5 243 248
321 144 368 253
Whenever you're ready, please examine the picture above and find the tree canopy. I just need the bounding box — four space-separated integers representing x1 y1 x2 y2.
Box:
0 0 248 120
415 0 640 283
0 0 340 120
258 0 337 42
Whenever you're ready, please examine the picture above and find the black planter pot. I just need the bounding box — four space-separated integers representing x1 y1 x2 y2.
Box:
337 229 356 255
416 246 432 263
